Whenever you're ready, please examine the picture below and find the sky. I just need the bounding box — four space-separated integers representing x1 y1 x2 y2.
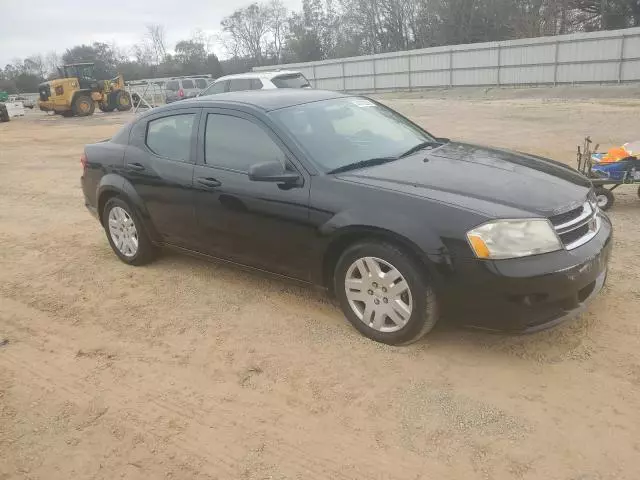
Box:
0 0 302 68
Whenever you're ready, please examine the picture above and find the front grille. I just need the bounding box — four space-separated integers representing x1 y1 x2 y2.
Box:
551 199 600 250
38 83 50 101
549 205 583 227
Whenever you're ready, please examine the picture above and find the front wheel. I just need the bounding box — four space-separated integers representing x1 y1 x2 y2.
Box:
72 94 95 117
103 197 156 265
594 186 614 211
334 241 438 345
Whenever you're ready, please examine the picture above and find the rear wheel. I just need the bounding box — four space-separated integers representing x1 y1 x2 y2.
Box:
72 94 95 117
334 241 438 345
103 197 156 266
98 103 114 113
114 91 132 111
594 186 614 211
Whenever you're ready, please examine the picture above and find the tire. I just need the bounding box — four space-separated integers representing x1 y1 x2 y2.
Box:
60 110 74 117
0 105 9 122
334 241 438 345
594 186 614 211
114 90 132 111
102 197 156 266
72 94 95 117
637 185 640 200
98 103 114 113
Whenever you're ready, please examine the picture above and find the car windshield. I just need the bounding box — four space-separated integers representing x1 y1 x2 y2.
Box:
271 97 436 172
272 73 311 88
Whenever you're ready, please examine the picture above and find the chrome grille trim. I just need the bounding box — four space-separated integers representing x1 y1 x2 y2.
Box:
552 200 601 250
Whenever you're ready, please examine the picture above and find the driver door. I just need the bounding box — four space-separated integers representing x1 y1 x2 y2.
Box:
192 109 314 281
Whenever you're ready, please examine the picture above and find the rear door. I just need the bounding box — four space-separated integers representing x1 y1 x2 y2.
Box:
123 107 200 247
181 78 198 98
165 80 180 102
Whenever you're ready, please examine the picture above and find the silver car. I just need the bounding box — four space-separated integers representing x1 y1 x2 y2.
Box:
165 77 210 103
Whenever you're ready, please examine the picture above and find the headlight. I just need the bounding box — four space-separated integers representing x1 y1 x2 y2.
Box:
466 219 562 259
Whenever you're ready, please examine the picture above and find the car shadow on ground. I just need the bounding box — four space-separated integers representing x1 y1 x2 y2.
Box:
150 248 600 365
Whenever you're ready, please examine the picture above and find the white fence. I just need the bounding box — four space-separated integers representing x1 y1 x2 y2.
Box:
255 27 640 92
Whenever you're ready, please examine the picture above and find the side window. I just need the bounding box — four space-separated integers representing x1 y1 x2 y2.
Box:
250 79 263 90
228 79 252 92
146 114 195 162
181 79 195 89
166 80 179 91
205 114 286 172
203 81 227 95
195 78 208 89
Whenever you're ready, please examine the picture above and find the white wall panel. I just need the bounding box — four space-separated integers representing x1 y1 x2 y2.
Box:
375 73 410 89
344 61 374 77
375 56 409 74
500 44 555 66
499 65 555 84
250 27 640 90
453 68 498 85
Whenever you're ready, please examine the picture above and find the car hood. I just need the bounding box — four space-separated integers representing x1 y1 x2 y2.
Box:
337 142 592 217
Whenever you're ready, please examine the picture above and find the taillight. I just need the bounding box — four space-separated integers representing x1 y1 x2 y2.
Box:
178 88 184 98
80 153 88 169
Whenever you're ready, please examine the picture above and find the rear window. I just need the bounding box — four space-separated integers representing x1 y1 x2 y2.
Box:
250 79 263 90
195 78 208 89
166 80 179 91
271 73 310 89
182 79 195 89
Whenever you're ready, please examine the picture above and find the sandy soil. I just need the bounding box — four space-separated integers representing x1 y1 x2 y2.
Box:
1 92 640 480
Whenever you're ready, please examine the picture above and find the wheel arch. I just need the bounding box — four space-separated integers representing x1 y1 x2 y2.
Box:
321 226 442 295
97 176 160 242
71 89 93 106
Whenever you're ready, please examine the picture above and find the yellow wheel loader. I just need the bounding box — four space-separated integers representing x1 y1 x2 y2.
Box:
37 63 132 117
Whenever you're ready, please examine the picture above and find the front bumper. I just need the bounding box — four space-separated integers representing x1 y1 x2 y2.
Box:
442 214 613 333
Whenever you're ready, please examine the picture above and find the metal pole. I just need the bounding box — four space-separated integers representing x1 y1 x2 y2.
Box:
553 40 560 86
372 59 377 93
341 62 346 92
617 35 625 83
449 49 453 88
408 55 412 92
496 44 501 86
312 64 317 88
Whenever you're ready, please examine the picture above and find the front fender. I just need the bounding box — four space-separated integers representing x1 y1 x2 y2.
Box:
316 209 453 289
320 208 447 256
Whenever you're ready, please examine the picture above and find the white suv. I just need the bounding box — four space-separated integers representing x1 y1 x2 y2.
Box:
198 71 311 96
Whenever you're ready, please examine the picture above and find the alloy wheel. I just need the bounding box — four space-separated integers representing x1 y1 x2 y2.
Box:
344 256 413 333
108 206 139 257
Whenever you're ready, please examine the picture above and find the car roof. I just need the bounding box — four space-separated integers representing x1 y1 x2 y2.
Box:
166 89 349 112
213 70 304 82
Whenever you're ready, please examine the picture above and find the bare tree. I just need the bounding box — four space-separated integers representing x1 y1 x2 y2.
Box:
146 24 167 64
221 3 270 65
267 0 289 62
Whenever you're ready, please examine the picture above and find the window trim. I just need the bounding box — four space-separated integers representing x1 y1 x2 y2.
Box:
144 112 199 164
197 108 307 180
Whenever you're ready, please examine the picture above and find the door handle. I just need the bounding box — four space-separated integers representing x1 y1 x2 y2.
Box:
197 177 222 188
128 162 145 171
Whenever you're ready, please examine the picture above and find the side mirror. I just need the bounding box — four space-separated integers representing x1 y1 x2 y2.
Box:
248 161 301 184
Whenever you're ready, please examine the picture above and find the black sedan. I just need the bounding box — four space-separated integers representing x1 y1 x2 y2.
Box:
81 89 612 344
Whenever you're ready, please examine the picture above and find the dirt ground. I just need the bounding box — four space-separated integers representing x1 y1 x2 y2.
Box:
1 89 640 480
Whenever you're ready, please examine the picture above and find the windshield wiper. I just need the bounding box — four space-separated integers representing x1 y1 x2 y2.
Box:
397 141 443 159
327 156 397 174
